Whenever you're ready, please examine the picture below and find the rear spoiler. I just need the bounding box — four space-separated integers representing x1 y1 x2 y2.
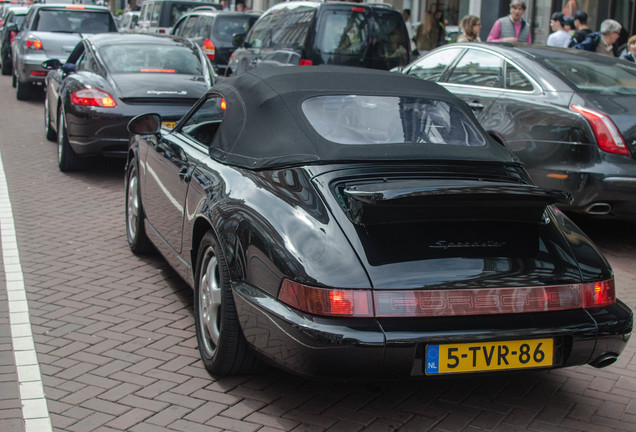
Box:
342 179 572 225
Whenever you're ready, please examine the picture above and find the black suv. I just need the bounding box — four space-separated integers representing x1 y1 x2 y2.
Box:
226 1 411 76
171 7 260 75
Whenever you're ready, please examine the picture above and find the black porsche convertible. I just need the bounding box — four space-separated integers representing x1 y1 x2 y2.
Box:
125 66 632 379
43 33 216 172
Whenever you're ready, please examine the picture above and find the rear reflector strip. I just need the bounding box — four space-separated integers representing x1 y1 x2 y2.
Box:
278 279 615 317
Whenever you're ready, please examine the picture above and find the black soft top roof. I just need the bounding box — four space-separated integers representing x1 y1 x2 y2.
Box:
206 66 516 169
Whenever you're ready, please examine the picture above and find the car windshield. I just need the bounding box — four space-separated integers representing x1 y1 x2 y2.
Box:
302 95 486 146
213 15 257 42
544 58 636 95
35 10 113 33
100 43 203 75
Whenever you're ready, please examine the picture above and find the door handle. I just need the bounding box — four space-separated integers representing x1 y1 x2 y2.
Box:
179 166 194 183
467 102 485 110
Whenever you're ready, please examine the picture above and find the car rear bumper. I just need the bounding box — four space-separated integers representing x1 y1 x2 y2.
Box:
233 283 633 379
16 53 48 84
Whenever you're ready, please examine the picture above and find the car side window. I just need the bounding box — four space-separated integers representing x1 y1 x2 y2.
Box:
199 16 213 38
182 15 198 37
505 61 533 91
269 10 313 50
150 3 161 27
180 95 226 147
408 48 463 82
246 14 272 49
77 51 100 74
447 49 504 88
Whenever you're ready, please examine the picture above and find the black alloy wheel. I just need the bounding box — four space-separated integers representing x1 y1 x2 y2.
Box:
194 231 261 376
125 157 153 254
57 109 81 172
44 97 56 141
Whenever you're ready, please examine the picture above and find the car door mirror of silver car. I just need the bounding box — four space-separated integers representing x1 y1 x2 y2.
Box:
128 113 162 136
41 59 62 70
6 23 18 33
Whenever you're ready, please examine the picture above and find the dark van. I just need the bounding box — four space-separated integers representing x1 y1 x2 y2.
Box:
226 1 411 76
137 0 221 34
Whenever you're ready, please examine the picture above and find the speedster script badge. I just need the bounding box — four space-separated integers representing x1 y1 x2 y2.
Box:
429 240 507 250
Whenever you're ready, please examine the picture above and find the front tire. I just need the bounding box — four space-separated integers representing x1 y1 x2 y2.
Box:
194 231 261 376
44 97 56 141
57 109 81 172
126 158 152 254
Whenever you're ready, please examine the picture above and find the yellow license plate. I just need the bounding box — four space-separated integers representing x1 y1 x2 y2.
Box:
161 121 176 129
425 338 553 375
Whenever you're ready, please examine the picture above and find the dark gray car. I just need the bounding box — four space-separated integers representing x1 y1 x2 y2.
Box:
11 3 117 100
400 43 636 221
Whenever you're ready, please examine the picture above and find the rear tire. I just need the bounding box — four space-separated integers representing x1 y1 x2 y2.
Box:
16 79 31 101
1 56 11 76
44 97 56 141
126 157 153 254
194 231 261 376
57 109 81 172
12 70 16 87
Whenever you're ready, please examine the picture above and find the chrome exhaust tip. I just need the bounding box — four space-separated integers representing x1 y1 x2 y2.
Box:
585 202 612 215
589 353 618 368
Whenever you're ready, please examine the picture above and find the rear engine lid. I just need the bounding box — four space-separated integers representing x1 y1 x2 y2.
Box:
112 73 207 101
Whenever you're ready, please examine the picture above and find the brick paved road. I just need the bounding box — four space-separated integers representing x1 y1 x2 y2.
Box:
0 75 635 432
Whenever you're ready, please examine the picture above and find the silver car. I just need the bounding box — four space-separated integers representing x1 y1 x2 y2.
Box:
11 3 117 100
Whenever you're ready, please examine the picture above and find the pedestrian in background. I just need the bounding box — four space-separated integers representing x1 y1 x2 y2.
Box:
547 12 572 47
457 15 482 42
570 10 592 46
574 19 622 57
564 17 575 36
402 9 417 53
415 11 440 54
619 35 636 62
487 0 532 43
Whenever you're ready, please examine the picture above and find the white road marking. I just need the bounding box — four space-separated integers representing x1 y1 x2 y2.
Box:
0 151 53 432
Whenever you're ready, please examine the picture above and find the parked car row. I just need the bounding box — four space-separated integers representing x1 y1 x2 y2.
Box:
0 1 632 382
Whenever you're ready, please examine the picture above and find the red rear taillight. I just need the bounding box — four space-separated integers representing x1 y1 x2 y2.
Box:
31 71 47 77
278 279 372 317
26 39 42 50
203 38 215 61
10 31 16 44
351 7 366 12
278 278 616 317
70 89 117 108
299 59 313 66
220 98 226 110
570 105 631 156
583 279 615 308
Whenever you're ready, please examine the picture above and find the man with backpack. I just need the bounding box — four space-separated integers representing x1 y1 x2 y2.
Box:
574 19 622 57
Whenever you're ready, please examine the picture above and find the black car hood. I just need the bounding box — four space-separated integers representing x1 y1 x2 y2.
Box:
580 92 636 156
110 73 208 99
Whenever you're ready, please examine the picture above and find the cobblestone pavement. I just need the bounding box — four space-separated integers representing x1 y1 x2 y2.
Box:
0 75 635 432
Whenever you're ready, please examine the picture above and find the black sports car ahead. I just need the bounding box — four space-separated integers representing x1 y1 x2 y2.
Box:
126 66 632 379
43 33 216 172
398 43 636 221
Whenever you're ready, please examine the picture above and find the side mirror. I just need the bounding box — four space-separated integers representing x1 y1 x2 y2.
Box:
41 59 62 70
231 32 246 48
6 23 18 33
128 113 162 135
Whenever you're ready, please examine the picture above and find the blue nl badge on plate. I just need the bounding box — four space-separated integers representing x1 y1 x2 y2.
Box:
426 345 439 374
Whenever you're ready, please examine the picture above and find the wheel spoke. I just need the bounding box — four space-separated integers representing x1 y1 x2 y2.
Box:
199 251 221 356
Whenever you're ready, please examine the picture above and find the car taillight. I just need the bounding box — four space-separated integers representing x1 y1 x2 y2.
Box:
278 279 373 317
278 278 616 317
203 38 215 61
26 39 42 50
31 71 47 77
351 7 366 12
583 279 615 308
10 31 16 44
70 89 117 108
570 104 631 156
299 59 313 66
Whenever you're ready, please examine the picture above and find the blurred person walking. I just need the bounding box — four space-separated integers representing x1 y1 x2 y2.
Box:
619 35 636 62
574 19 622 57
570 10 592 46
402 9 417 53
457 15 482 42
547 12 572 47
415 11 440 54
487 0 532 43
